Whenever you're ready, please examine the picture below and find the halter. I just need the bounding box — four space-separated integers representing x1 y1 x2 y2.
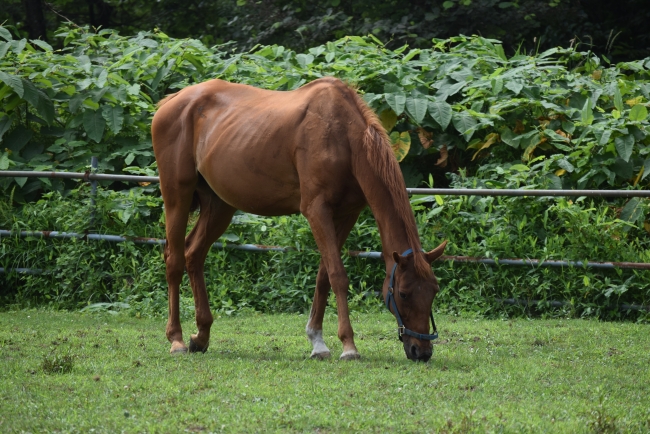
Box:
384 248 438 342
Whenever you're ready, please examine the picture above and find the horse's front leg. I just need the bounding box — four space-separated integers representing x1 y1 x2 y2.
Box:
184 187 236 353
306 211 360 359
304 203 361 360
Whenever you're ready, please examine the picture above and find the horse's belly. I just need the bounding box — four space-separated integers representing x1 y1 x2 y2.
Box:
198 159 302 216
216 184 302 216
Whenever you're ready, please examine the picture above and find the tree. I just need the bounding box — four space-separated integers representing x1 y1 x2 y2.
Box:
22 0 47 40
2 0 650 60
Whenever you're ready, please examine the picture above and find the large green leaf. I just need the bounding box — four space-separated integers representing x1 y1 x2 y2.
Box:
12 39 26 55
610 158 633 180
3 126 33 153
385 90 406 115
544 129 572 147
405 94 427 124
557 158 575 173
428 100 452 130
83 109 106 143
0 152 11 170
614 85 623 112
96 69 108 88
504 80 523 95
0 27 11 42
581 98 594 125
21 79 54 124
452 112 478 141
491 77 503 95
629 104 648 121
614 134 634 162
0 41 9 59
0 114 12 141
295 54 314 68
31 39 52 52
434 81 464 101
620 197 643 224
379 109 397 132
102 104 124 135
598 129 612 146
0 71 23 97
500 128 518 148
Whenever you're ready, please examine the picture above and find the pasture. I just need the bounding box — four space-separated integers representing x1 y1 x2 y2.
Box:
1 311 648 433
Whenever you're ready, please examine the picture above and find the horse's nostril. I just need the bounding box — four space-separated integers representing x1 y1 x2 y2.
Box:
410 345 418 358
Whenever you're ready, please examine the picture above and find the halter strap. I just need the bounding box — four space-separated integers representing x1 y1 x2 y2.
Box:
385 248 438 342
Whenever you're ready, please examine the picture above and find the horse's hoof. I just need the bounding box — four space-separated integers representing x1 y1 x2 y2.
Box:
170 346 188 355
310 350 331 360
189 338 208 354
339 350 361 361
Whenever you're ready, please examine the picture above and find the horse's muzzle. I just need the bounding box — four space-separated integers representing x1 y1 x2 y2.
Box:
405 341 432 362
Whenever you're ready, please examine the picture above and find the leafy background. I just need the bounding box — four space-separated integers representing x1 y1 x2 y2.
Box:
0 23 649 320
4 0 650 61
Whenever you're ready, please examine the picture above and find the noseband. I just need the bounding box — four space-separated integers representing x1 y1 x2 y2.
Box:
384 248 438 342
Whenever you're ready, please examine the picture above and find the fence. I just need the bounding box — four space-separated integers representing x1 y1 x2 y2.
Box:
2 168 650 271
3 167 650 312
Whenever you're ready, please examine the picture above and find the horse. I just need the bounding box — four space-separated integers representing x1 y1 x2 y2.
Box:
151 76 447 361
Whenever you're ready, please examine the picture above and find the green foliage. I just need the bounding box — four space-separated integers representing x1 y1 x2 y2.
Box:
3 25 650 201
4 0 650 64
1 178 648 321
1 24 650 320
0 25 225 200
424 165 650 320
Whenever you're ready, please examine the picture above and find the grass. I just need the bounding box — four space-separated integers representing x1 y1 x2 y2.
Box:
1 310 649 433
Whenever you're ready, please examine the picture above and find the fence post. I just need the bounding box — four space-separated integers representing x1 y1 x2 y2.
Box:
90 156 98 228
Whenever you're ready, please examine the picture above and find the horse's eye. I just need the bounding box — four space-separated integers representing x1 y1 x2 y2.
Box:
398 291 408 300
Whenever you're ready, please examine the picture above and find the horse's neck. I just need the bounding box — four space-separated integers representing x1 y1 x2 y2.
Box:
351 130 422 266
363 180 419 263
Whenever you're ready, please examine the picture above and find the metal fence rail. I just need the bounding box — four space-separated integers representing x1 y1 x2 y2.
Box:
405 188 650 198
0 170 159 183
2 229 650 271
3 168 649 312
2 170 650 197
2 169 650 273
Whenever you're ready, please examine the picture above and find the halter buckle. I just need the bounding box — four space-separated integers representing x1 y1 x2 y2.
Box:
397 325 405 336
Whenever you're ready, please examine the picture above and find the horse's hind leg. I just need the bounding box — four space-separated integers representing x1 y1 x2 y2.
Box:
306 211 360 360
161 178 196 354
184 181 236 353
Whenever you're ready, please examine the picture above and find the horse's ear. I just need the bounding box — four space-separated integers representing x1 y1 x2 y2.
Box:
392 251 408 269
425 241 447 264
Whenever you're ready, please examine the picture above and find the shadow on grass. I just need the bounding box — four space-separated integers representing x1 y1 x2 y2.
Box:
187 343 478 373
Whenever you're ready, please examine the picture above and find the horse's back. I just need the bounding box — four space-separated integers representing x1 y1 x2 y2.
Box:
152 78 368 216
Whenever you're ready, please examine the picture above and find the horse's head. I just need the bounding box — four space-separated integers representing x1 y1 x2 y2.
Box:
383 241 447 362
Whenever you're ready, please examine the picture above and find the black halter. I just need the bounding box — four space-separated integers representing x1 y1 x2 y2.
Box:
384 248 438 342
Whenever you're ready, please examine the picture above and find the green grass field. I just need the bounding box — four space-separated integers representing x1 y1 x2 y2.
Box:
1 310 649 433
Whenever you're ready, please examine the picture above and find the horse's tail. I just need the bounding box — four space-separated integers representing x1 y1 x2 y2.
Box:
348 88 431 277
156 92 180 108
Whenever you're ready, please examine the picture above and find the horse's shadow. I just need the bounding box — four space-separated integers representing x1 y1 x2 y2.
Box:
177 340 475 372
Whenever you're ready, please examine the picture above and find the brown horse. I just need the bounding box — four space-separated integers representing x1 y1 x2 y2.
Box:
151 77 446 361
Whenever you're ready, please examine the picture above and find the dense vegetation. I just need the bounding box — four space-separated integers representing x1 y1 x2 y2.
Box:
2 25 650 197
4 0 650 62
1 24 649 320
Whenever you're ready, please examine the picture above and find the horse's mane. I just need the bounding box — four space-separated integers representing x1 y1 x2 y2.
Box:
347 88 431 278
157 92 180 108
